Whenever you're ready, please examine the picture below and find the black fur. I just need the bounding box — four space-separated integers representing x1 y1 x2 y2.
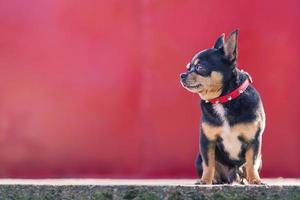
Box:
180 30 265 184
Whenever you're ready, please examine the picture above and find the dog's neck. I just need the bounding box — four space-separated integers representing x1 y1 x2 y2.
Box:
198 87 223 100
221 68 247 96
198 68 247 101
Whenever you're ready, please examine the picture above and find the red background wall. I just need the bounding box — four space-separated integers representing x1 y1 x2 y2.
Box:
0 0 299 178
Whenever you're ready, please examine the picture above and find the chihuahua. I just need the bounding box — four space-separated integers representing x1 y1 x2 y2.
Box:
180 30 265 184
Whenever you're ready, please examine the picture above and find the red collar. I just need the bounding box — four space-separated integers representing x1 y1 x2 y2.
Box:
205 72 253 104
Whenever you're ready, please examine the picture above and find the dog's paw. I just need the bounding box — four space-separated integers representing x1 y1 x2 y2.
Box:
195 179 213 185
247 178 263 185
240 178 248 185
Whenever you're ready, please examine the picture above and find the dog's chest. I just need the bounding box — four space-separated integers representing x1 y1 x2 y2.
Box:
213 104 242 160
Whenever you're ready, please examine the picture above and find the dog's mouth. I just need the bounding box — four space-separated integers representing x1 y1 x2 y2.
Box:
180 77 203 92
186 83 202 89
181 81 202 89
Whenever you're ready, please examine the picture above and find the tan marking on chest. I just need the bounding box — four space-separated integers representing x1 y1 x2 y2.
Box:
202 123 222 141
202 121 259 160
231 122 259 141
201 104 261 160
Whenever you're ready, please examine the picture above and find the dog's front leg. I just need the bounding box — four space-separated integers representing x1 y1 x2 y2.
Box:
245 147 261 184
199 133 216 185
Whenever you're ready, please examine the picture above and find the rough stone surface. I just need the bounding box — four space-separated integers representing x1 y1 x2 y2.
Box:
0 179 299 200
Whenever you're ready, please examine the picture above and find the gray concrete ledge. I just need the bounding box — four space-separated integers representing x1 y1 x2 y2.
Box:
0 179 299 200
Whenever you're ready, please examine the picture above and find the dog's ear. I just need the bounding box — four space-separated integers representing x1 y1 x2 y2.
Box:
223 29 239 61
213 33 225 49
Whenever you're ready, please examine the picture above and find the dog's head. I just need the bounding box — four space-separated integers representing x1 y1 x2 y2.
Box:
180 30 239 100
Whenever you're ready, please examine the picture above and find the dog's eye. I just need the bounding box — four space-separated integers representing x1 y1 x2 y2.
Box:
195 64 210 76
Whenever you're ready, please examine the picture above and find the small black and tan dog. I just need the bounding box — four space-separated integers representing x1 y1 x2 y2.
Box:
180 30 265 185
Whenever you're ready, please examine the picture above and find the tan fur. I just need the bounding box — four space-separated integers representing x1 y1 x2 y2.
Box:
202 120 262 184
202 121 260 142
231 122 259 141
201 145 216 184
194 58 200 65
184 71 223 100
202 123 222 141
197 72 223 100
257 101 266 132
202 121 259 141
245 148 261 184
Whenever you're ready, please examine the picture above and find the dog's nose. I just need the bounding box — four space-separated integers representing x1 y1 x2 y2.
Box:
180 73 188 79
